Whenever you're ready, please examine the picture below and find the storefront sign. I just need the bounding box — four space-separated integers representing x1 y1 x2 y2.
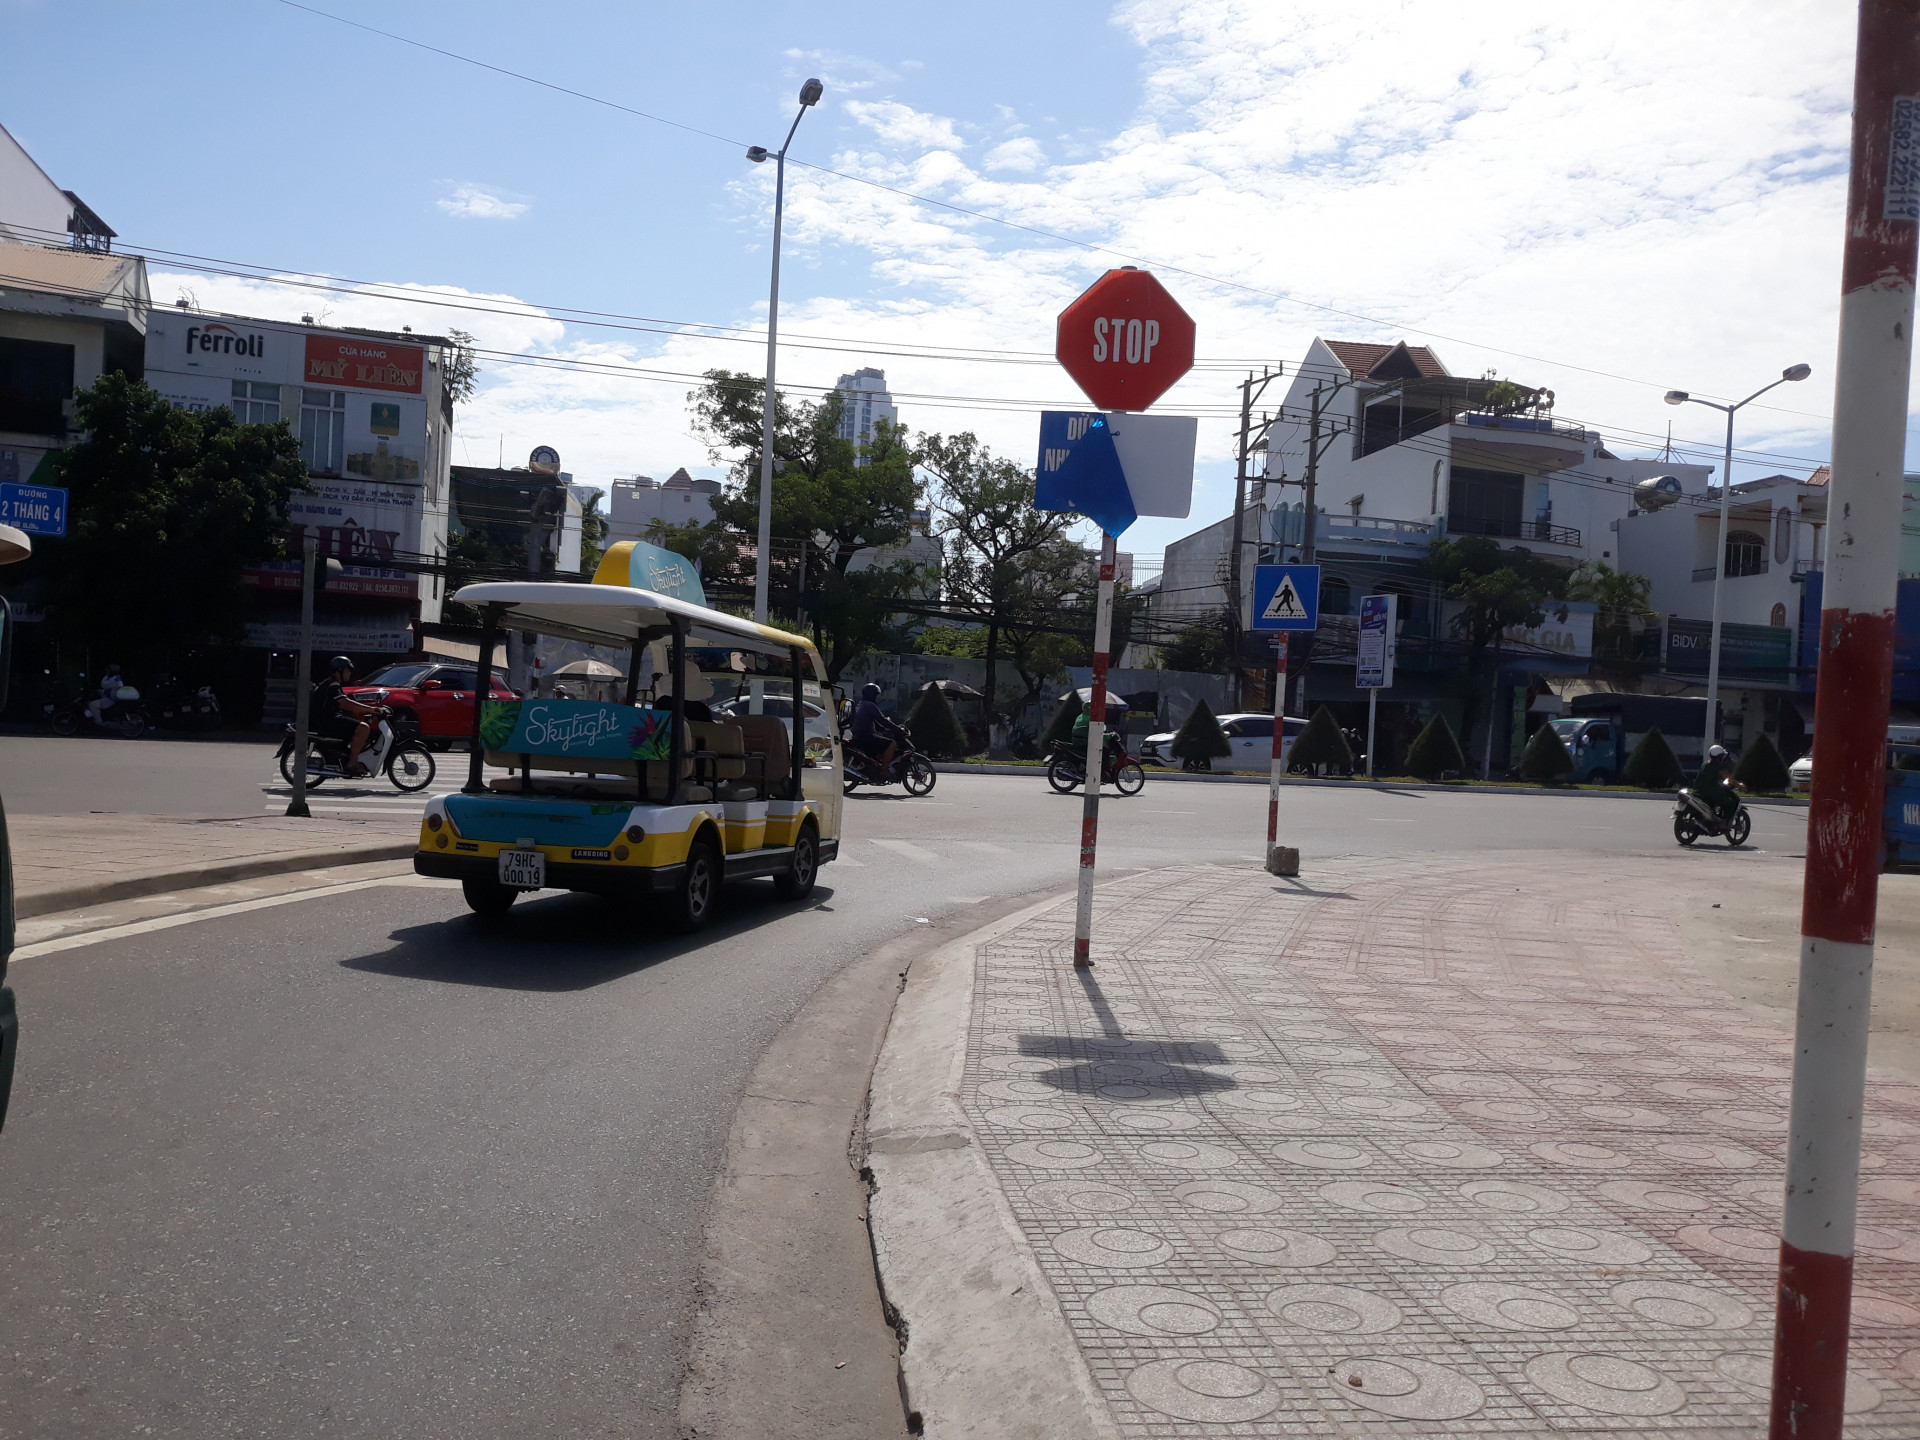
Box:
244 619 414 653
304 335 424 394
1667 616 1792 685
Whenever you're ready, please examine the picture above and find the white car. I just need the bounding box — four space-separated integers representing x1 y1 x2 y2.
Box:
1139 712 1306 771
1789 753 1813 792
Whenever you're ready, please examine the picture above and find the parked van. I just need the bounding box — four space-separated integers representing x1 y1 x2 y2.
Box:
1552 694 1711 784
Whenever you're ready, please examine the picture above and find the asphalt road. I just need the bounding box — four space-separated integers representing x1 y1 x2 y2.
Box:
0 768 1810 1437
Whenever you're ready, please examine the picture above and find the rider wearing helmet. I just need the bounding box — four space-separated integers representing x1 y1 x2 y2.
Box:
849 683 906 771
1696 743 1740 820
312 656 380 778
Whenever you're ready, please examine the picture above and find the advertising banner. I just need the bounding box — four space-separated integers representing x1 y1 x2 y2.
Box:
286 476 421 568
1666 617 1792 685
477 698 674 762
243 618 414 653
305 335 424 394
1357 594 1396 689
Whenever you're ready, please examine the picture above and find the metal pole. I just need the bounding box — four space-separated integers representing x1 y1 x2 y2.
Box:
284 534 317 818
1073 531 1118 969
754 107 807 629
1769 4 1920 1434
1704 403 1736 755
1366 685 1378 781
1266 637 1288 846
1226 375 1252 710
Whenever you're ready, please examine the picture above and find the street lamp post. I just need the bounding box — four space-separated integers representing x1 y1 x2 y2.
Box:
1665 364 1812 755
746 78 824 633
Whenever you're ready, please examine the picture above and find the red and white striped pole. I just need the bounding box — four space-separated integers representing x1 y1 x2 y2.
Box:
1073 531 1118 968
1769 5 1920 1434
1267 638 1288 846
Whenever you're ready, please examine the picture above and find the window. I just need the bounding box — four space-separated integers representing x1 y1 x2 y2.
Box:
1225 718 1268 738
362 663 434 687
1321 576 1353 615
0 336 75 437
229 380 281 425
1725 529 1767 578
300 388 346 474
1771 602 1788 628
1447 467 1525 538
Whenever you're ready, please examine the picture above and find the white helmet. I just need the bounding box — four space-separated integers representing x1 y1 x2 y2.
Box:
1708 744 1728 758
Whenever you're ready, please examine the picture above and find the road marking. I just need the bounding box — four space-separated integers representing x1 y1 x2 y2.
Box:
12 875 452 960
870 838 941 864
1133 809 1195 816
1367 818 1416 822
957 840 1014 855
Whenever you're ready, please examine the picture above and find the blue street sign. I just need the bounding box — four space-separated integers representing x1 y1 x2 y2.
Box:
1251 563 1320 631
0 483 66 537
1035 411 1198 538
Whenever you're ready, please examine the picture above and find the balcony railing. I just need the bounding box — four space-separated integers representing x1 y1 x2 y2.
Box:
1446 516 1583 548
1459 412 1592 441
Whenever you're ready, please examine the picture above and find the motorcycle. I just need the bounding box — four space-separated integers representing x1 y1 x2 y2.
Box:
150 680 222 732
1047 736 1147 796
1673 783 1750 847
842 738 936 796
46 680 148 739
277 709 436 793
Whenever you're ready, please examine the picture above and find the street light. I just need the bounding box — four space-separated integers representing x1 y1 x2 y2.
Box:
1665 363 1813 756
747 77 824 635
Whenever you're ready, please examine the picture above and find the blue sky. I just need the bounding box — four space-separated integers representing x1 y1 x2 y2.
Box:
3 0 1864 568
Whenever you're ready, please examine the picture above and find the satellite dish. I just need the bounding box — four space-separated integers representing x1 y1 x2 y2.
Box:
528 445 561 476
1634 474 1684 511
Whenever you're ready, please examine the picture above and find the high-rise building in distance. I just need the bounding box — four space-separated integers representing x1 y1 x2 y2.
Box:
833 367 898 463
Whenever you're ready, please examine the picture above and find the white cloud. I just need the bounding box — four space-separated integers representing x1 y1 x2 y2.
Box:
843 100 966 154
984 137 1046 174
437 184 528 220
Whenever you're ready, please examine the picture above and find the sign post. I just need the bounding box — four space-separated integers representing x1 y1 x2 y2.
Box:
1356 594 1398 780
1042 269 1196 968
1251 564 1320 871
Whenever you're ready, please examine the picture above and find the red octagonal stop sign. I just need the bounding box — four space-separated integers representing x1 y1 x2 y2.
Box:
1056 268 1196 411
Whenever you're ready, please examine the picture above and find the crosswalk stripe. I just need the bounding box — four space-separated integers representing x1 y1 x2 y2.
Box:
869 837 941 864
957 840 1014 855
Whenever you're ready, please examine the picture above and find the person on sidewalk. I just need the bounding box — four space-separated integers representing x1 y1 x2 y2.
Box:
312 657 379 777
1696 743 1740 821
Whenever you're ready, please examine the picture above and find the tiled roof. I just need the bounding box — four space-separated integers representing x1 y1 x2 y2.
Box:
0 239 145 303
1321 339 1449 380
1807 464 1831 486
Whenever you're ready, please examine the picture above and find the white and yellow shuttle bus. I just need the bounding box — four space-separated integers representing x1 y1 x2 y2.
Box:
414 545 841 930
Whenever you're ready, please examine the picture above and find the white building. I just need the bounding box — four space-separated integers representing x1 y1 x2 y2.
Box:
0 121 116 252
834 367 899 460
605 467 721 543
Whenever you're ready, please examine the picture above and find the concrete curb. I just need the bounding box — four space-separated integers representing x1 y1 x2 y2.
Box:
864 891 1122 1440
15 841 419 920
931 761 1812 806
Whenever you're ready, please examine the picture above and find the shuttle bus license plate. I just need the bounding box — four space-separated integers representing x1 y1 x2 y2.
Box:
498 849 545 890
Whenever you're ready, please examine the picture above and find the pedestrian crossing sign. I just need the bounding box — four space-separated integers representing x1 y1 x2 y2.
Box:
1251 563 1320 631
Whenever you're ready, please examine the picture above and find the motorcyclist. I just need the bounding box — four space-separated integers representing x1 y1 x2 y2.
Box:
1696 743 1741 821
849 683 906 772
1069 700 1129 769
85 662 125 726
312 656 380 777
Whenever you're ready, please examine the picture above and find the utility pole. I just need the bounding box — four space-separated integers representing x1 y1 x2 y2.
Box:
1769 3 1920 1435
1226 368 1279 709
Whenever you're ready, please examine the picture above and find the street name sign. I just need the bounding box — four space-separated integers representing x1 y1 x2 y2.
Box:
1251 563 1320 632
1035 410 1196 537
1357 593 1397 688
1055 269 1196 412
0 483 66 537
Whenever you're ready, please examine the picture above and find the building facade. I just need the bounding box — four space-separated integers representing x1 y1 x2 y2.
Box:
833 367 898 460
604 467 721 544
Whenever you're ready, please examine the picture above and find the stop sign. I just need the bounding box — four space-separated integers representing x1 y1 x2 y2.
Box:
1055 268 1195 411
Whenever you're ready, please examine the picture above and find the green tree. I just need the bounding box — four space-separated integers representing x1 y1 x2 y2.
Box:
920 432 1076 716
577 487 609 578
1404 713 1468 779
916 624 988 658
1517 723 1575 782
1428 536 1568 772
442 328 480 408
692 369 926 677
40 373 307 669
907 682 971 759
1735 732 1793 793
1287 706 1353 775
1170 698 1232 770
643 515 742 580
1001 535 1098 699
1567 561 1657 662
1159 611 1228 674
1623 726 1687 789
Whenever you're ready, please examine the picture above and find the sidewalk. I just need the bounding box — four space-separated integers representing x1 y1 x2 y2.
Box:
9 812 418 917
867 854 1920 1437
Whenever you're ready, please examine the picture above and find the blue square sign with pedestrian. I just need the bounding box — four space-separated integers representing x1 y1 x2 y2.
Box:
1251 563 1319 631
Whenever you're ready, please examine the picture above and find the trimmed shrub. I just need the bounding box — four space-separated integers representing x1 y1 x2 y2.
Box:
1734 731 1793 793
1623 726 1686 789
908 683 970 760
1404 713 1467 779
1041 691 1082 749
1170 698 1232 770
1287 706 1353 775
1517 722 1575 782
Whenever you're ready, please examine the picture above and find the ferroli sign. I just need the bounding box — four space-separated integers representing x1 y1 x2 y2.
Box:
184 320 267 359
304 335 424 395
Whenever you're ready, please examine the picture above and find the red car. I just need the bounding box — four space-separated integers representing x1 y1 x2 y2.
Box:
348 661 518 749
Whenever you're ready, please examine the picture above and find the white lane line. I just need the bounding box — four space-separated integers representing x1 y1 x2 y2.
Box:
1368 818 1417 823
869 838 941 864
12 875 452 960
957 840 1014 855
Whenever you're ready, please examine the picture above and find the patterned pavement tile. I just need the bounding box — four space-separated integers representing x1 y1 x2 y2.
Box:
959 856 1920 1437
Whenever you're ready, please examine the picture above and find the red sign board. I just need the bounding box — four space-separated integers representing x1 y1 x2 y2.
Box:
304 335 425 394
1055 269 1195 411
